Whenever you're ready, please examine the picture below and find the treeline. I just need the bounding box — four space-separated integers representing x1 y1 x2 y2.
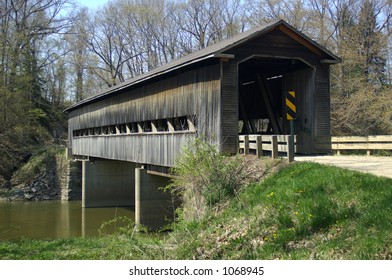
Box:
0 0 392 184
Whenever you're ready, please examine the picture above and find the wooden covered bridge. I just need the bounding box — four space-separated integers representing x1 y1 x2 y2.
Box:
66 20 339 229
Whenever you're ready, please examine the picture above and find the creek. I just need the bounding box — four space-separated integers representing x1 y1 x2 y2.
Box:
0 201 134 241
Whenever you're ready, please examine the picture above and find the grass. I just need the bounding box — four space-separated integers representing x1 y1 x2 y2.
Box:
0 237 129 260
0 161 391 260
169 161 392 260
0 233 168 260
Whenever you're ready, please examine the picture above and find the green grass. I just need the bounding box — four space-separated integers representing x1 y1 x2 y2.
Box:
0 233 168 260
169 162 392 260
1 161 391 260
0 237 127 260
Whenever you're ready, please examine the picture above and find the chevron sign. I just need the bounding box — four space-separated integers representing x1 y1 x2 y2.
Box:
286 91 297 120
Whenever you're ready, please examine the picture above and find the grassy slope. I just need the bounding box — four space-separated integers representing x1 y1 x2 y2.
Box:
172 162 392 260
1 161 391 260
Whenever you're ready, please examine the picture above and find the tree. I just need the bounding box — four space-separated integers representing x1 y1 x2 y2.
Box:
85 4 127 86
246 0 312 32
0 0 75 183
330 0 392 135
66 7 90 102
357 0 387 87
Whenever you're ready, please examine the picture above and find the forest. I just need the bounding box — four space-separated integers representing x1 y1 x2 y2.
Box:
0 0 391 186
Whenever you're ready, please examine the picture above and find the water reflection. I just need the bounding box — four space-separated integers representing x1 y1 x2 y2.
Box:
0 201 134 240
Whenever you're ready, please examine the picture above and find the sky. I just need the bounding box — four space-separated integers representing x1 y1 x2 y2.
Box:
77 0 109 9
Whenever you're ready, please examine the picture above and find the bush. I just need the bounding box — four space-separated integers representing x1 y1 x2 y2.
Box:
169 138 246 222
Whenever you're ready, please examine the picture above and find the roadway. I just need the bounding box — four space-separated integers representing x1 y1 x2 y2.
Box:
295 155 392 179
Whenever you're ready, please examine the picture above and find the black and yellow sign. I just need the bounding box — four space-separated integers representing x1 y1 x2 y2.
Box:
286 91 297 120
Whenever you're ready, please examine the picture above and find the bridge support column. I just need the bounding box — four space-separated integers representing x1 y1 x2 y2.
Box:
82 159 135 207
135 168 173 230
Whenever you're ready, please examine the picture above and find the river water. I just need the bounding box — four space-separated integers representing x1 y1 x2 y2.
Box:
0 200 134 241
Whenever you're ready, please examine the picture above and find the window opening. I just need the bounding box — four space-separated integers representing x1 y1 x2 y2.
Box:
157 119 169 132
72 115 197 138
142 121 151 132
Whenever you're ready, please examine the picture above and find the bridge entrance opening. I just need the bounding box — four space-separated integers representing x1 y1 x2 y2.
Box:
238 57 311 136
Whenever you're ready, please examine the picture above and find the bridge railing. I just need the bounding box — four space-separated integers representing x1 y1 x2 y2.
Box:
332 135 392 155
239 135 296 161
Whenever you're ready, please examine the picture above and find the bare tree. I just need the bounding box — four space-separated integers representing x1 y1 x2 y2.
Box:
246 0 312 32
172 0 221 51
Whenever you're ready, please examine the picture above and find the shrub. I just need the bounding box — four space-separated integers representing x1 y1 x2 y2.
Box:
169 138 246 222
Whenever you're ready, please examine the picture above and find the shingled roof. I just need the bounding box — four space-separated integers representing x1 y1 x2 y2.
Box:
66 19 339 112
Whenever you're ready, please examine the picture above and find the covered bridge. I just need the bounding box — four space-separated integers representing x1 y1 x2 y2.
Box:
65 20 339 228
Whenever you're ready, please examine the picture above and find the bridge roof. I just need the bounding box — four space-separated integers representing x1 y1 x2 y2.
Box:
66 19 339 112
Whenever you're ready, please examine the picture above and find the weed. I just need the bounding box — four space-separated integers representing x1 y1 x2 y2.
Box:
168 138 247 221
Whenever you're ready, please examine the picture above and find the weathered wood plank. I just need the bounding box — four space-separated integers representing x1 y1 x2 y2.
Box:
332 136 369 143
332 143 392 150
242 134 297 143
367 135 392 142
271 135 278 159
220 59 238 154
72 132 196 167
244 135 250 155
239 134 297 155
332 135 392 143
256 136 262 158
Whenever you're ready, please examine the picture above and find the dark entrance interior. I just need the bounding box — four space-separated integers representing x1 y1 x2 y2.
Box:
238 57 310 135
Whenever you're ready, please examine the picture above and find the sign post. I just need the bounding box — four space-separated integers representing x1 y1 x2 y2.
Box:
286 91 296 162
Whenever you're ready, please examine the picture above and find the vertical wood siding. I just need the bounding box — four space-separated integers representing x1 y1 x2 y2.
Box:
69 64 221 167
220 60 238 154
72 132 196 167
69 64 220 130
314 65 331 152
228 29 321 65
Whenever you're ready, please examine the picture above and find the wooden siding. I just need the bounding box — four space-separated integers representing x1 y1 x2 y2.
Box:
69 64 220 130
220 59 238 154
69 64 221 166
227 29 322 65
314 64 331 152
72 132 196 167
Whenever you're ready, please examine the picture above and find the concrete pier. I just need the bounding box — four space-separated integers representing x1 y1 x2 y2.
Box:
135 168 173 230
82 159 135 207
